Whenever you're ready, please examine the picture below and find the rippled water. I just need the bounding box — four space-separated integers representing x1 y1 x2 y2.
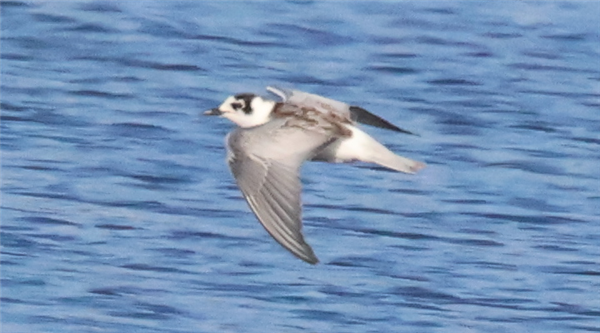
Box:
2 1 600 332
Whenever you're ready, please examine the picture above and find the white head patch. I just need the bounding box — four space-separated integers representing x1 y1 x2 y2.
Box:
216 94 275 128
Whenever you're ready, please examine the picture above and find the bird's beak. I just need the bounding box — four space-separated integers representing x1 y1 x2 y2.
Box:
204 108 222 116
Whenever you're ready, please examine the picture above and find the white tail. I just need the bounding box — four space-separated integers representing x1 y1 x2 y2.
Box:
337 126 426 174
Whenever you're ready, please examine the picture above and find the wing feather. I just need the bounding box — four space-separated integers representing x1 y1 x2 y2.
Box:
226 120 332 264
236 159 318 264
267 86 417 134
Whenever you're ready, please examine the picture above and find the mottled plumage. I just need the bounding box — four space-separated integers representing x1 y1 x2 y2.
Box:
205 87 425 264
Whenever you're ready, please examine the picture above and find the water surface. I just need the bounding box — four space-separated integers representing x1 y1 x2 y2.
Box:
2 1 600 332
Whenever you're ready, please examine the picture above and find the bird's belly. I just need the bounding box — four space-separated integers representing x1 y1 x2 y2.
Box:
311 137 357 163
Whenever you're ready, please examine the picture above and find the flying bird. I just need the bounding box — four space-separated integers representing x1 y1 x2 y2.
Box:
205 87 425 264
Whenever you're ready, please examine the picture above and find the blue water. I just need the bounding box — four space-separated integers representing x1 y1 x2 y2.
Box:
2 1 600 332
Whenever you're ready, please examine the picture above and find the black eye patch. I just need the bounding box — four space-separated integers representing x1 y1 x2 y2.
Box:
233 93 255 114
231 102 242 110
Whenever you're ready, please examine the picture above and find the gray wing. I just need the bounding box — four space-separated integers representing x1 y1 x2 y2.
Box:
267 86 417 135
227 119 333 264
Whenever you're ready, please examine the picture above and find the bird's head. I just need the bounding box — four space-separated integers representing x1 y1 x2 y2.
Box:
205 93 275 128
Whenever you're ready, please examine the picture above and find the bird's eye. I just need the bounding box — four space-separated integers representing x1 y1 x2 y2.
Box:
231 102 242 110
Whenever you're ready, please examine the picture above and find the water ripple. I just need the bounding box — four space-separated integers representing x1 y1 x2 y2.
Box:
2 1 599 333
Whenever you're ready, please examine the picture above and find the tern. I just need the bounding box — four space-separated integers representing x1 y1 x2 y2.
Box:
205 87 425 264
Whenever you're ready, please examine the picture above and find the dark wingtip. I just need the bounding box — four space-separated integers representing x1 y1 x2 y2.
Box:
305 255 319 265
295 245 319 265
349 106 419 136
300 256 319 265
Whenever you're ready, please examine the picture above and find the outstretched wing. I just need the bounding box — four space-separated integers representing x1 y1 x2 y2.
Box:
267 86 416 134
226 119 334 264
